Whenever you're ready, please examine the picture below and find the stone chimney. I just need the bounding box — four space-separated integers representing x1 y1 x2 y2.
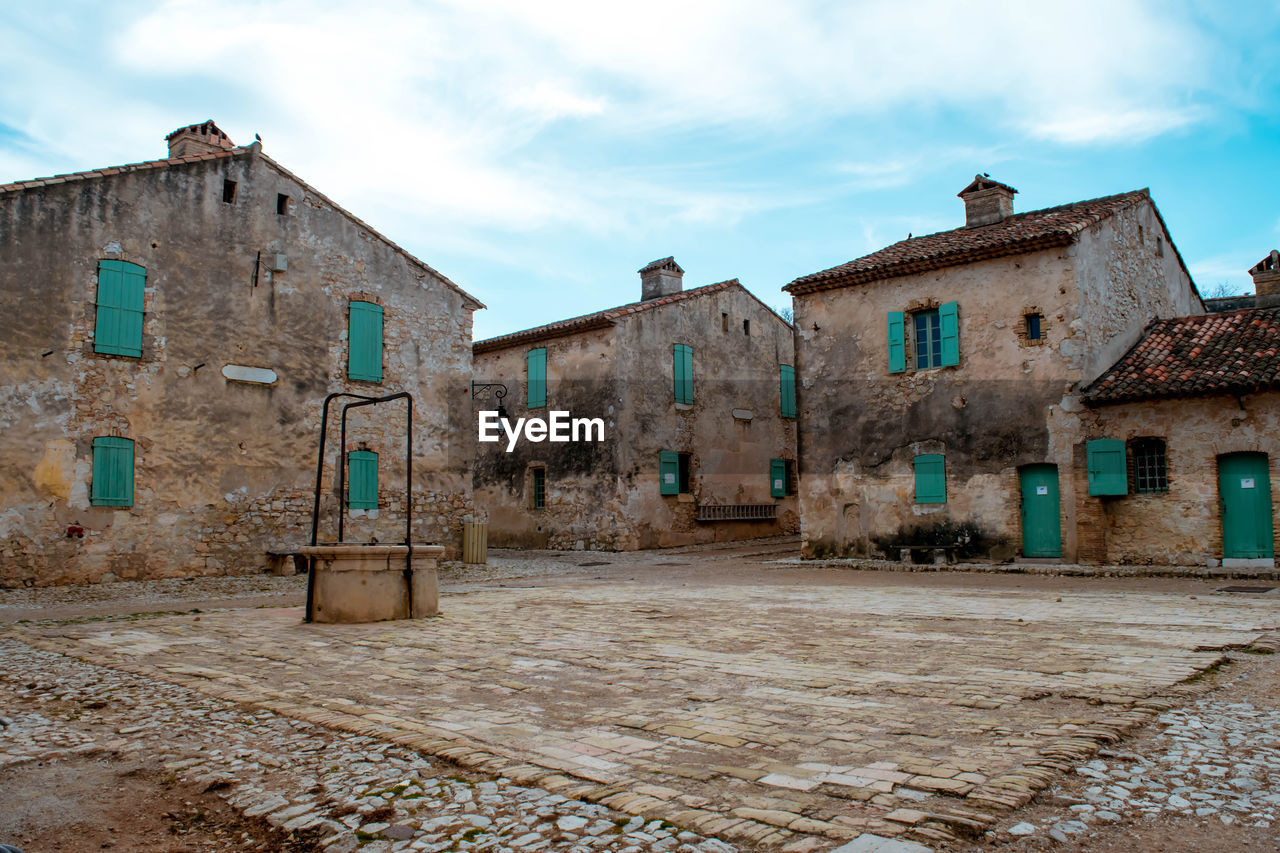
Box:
958 174 1018 228
165 120 235 158
639 257 684 301
1250 250 1280 309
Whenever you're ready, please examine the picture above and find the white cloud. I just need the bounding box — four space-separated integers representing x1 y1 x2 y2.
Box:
0 0 1238 241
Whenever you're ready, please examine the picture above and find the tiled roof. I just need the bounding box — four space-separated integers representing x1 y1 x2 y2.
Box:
473 280 740 354
1084 308 1280 405
784 189 1151 295
0 143 483 310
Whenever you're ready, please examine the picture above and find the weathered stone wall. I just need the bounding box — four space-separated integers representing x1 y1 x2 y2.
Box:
472 327 622 550
1085 393 1280 565
1073 202 1203 383
612 286 798 549
0 148 477 586
793 198 1201 562
793 246 1075 559
472 284 798 551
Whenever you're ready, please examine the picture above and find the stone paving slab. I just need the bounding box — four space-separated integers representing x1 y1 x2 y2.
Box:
8 576 1278 849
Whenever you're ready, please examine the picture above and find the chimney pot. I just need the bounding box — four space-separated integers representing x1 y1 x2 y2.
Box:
1250 249 1280 308
165 120 235 158
958 174 1017 228
638 257 684 301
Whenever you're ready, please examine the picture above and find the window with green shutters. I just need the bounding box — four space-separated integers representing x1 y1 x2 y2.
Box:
347 301 383 382
347 450 378 509
913 454 946 504
770 458 787 498
659 450 679 495
780 364 796 418
1087 439 1128 496
94 260 146 357
91 436 135 507
527 348 547 407
888 302 959 372
673 344 693 403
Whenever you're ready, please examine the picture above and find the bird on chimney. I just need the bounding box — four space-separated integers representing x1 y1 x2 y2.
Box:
254 133 262 143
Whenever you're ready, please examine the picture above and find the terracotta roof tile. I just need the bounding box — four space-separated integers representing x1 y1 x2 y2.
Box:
473 280 740 354
784 189 1151 295
1084 307 1280 405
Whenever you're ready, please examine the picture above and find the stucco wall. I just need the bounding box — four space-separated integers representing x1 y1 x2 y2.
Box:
472 326 621 549
472 284 798 551
1085 393 1280 565
793 247 1077 559
1073 201 1202 383
612 286 798 548
0 150 476 586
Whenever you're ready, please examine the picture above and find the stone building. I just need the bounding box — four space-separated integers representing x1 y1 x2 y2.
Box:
472 258 798 550
0 121 483 586
1078 254 1280 567
784 176 1207 563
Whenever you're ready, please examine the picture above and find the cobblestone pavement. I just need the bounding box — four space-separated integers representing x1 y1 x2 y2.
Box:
0 637 742 853
5 563 1277 851
965 637 1280 852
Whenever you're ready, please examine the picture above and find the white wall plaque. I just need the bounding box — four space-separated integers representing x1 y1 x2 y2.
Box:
664 473 676 484
1241 478 1256 489
222 364 278 385
1036 485 1049 495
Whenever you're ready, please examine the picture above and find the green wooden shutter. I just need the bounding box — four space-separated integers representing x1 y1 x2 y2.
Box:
914 454 946 504
348 301 383 382
673 344 693 403
1087 439 1128 496
347 450 379 509
939 301 960 366
91 436 135 506
770 458 786 498
887 311 905 373
659 450 679 495
527 348 547 407
780 365 796 418
94 260 145 356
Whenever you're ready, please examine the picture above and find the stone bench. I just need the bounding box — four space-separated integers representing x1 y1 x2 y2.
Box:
265 548 309 576
892 543 961 565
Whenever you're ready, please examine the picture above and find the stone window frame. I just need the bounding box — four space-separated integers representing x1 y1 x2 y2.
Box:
1018 305 1047 347
1127 436 1170 495
87 254 155 363
528 465 547 510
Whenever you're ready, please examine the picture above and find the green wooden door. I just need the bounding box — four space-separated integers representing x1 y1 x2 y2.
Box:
1219 453 1274 559
1019 464 1061 558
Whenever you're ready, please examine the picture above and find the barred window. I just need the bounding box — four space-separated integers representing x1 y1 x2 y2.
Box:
1130 438 1168 493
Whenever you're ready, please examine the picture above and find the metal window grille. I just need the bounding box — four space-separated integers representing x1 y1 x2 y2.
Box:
1131 438 1168 493
697 504 777 522
914 310 942 368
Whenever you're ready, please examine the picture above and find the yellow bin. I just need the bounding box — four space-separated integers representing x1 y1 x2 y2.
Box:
462 521 488 564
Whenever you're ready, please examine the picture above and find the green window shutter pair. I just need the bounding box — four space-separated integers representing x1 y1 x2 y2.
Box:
94 260 146 356
914 454 946 504
770 458 786 498
1087 439 1128 496
886 302 959 371
347 450 379 509
348 301 384 382
91 436 135 507
658 450 679 495
527 348 547 407
779 365 796 418
673 344 693 403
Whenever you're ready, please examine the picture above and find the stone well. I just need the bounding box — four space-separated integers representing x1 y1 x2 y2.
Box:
300 544 442 624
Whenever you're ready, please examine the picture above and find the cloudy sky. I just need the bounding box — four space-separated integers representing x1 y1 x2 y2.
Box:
2 1 1277 338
